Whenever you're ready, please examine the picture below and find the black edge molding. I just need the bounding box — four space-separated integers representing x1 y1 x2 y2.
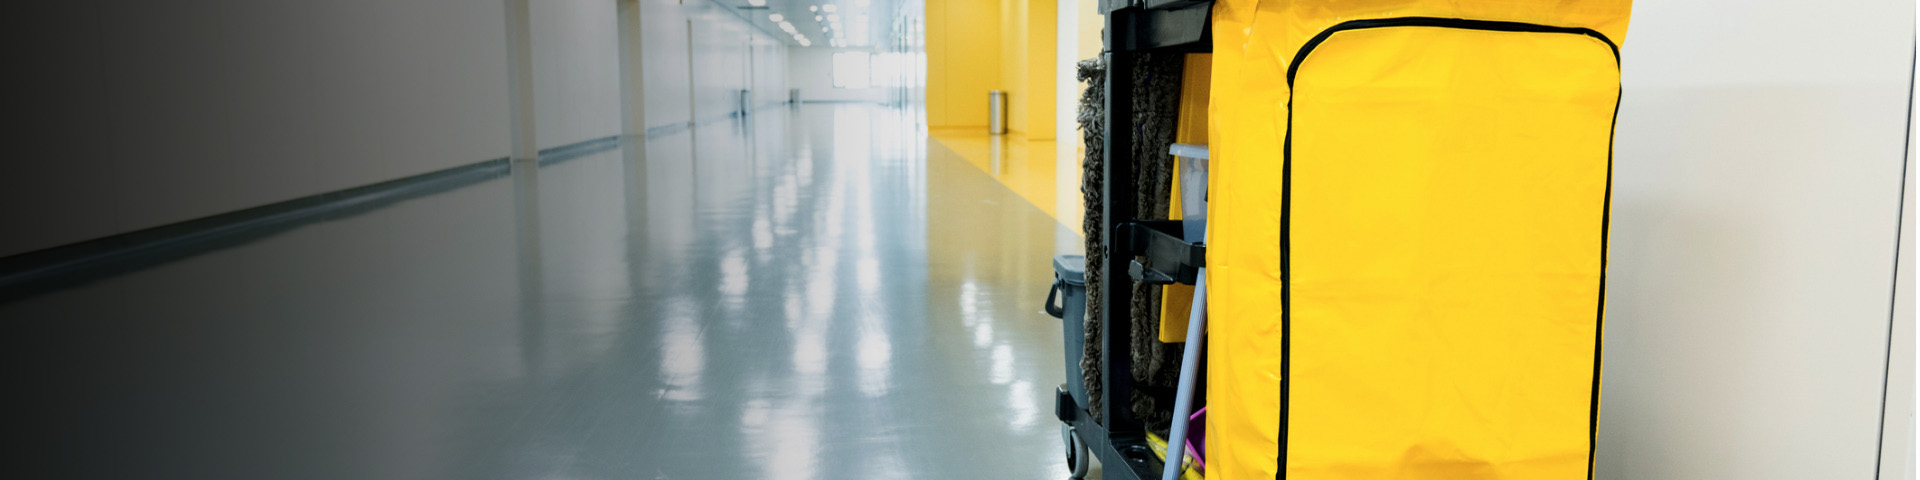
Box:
0 134 626 304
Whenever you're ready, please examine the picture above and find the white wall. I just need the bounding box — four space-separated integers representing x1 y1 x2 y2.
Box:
1884 134 1915 480
788 47 888 103
1598 0 1913 478
2 0 792 258
753 39 791 108
641 0 792 129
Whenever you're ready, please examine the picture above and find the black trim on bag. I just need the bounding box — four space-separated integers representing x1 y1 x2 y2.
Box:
1286 17 1620 86
1588 88 1621 480
1276 17 1622 480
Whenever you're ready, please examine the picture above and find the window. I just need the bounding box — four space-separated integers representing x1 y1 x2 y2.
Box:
832 51 871 89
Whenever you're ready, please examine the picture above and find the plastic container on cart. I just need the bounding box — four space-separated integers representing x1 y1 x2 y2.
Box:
1170 143 1209 242
1046 254 1089 409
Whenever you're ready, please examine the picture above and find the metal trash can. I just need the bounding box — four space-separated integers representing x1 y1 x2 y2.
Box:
988 90 1008 135
1046 254 1089 409
790 88 802 105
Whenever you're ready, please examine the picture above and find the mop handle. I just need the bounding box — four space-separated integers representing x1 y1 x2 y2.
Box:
1161 269 1207 480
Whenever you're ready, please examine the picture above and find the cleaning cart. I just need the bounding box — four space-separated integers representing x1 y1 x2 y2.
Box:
1047 2 1215 480
1051 1 1632 479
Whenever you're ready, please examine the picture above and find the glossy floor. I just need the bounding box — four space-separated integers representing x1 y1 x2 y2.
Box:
928 129 1085 231
5 104 1089 479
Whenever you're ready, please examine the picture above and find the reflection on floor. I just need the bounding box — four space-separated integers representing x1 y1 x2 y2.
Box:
928 128 1084 233
6 104 1088 479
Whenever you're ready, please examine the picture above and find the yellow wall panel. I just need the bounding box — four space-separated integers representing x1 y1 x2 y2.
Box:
1023 0 1056 140
1076 0 1100 61
999 0 1027 134
926 0 1001 128
924 0 950 126
926 0 1053 137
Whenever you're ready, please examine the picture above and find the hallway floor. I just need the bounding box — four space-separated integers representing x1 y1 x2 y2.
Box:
6 104 1089 479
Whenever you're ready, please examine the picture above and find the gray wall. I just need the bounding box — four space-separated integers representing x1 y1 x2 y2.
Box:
1599 0 1913 478
533 0 624 149
3 0 790 258
7 1 511 257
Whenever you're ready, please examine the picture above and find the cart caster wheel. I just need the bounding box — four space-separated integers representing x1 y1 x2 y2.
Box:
1062 424 1090 479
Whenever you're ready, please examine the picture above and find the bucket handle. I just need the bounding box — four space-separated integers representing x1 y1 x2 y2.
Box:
1044 276 1066 318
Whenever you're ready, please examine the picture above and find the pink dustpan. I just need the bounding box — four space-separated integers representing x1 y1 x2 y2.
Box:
1184 407 1206 473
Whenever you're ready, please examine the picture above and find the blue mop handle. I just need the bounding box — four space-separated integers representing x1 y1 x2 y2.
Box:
1161 268 1207 480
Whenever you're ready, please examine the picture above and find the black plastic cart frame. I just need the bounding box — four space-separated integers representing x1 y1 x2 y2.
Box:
1053 2 1213 479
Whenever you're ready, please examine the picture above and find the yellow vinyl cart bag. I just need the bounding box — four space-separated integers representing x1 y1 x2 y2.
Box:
1205 1 1632 479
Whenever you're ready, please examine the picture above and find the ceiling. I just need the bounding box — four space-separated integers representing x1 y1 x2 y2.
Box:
720 0 900 49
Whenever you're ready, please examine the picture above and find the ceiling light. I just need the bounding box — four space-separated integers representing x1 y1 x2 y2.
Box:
822 4 838 13
769 13 783 22
809 5 818 12
827 14 840 22
748 0 766 5
815 15 824 21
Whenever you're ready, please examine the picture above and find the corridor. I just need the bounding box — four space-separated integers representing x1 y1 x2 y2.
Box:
6 104 1084 479
5 0 1916 478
